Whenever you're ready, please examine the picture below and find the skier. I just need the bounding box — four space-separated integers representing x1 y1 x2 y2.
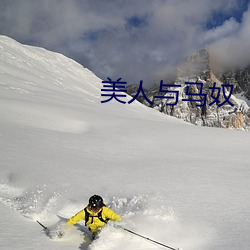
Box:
66 194 121 239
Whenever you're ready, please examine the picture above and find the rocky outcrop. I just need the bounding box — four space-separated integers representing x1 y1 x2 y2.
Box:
217 66 250 100
127 49 250 130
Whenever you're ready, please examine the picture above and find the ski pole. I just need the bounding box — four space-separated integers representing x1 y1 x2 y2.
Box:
122 227 180 250
37 220 48 231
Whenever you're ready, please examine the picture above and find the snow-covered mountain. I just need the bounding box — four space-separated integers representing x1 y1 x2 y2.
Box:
128 49 250 130
217 65 250 101
0 36 250 250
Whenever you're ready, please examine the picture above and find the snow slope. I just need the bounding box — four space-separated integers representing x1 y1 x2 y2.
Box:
0 35 250 250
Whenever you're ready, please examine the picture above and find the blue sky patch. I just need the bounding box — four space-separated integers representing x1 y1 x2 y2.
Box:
206 12 236 30
206 0 249 29
126 15 148 28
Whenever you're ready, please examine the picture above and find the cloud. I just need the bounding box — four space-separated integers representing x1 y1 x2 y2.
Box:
0 0 249 87
201 18 240 45
209 3 250 69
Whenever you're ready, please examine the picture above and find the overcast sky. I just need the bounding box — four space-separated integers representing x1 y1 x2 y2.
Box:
0 0 249 87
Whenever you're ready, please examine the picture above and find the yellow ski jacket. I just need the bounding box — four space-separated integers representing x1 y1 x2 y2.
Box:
67 206 121 233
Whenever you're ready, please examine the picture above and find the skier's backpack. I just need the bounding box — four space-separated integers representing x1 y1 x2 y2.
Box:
84 206 109 226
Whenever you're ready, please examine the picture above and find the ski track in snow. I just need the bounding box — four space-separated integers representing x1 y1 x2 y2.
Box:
0 99 91 134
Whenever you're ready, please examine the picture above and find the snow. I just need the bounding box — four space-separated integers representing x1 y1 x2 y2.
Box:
0 35 250 250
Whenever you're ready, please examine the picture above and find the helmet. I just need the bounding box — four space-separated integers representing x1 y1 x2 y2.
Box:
89 195 104 211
